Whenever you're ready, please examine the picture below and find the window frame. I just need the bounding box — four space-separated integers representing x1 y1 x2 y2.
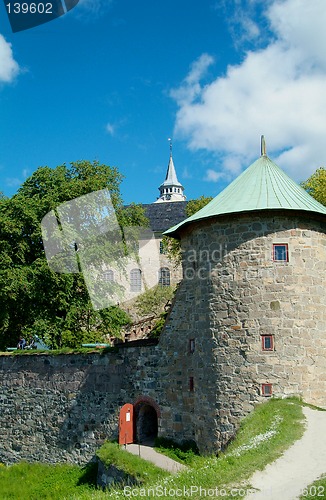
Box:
273 243 289 262
262 383 273 397
158 267 171 287
261 335 274 351
130 268 142 292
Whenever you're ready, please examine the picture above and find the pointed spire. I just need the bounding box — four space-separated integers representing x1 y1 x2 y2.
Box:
154 140 186 203
261 135 267 156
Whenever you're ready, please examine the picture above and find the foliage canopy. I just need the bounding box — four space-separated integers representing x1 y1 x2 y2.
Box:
0 160 147 350
301 167 326 206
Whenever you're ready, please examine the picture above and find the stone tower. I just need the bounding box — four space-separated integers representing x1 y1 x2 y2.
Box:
158 139 326 454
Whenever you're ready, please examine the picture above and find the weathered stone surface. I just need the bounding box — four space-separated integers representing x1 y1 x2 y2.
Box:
0 348 160 465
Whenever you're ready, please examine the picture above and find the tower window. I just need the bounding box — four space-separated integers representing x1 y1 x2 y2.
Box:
273 244 288 262
189 338 195 353
262 335 274 351
262 383 272 396
158 267 170 286
130 269 142 292
189 377 194 392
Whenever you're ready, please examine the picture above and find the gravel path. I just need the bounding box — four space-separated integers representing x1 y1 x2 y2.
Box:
246 406 326 499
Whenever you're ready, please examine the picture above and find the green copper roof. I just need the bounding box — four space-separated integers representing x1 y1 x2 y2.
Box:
165 152 326 237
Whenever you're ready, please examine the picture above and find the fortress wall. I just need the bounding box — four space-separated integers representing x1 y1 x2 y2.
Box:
0 346 159 465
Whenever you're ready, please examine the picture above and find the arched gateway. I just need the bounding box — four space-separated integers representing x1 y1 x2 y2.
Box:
118 396 160 446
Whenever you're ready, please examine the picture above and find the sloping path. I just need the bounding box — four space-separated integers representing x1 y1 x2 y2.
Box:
247 406 326 499
124 443 186 473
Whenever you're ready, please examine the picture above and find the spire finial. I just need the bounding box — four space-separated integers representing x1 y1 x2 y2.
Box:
168 137 172 157
261 135 267 156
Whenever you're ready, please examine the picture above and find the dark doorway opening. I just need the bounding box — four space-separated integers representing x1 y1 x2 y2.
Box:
135 403 158 445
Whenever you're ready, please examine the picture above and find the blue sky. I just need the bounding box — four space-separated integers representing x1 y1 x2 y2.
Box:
1 0 326 205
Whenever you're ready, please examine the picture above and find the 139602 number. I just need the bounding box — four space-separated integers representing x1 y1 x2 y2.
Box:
6 2 53 14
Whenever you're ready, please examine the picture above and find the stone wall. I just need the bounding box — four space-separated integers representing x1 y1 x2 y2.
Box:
0 344 160 465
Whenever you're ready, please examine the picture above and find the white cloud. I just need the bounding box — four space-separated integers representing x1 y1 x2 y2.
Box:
106 123 115 136
171 0 326 182
6 168 29 188
204 169 227 183
0 35 20 83
77 0 112 16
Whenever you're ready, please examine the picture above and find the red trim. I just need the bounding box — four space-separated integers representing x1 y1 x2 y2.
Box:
273 243 288 262
262 383 273 396
261 335 274 351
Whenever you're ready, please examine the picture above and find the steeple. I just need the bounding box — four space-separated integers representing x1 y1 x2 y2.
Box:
154 140 186 203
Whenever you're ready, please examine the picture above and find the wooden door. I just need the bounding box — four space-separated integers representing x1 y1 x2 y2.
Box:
119 403 134 445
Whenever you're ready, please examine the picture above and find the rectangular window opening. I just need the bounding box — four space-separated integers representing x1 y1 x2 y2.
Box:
262 335 274 351
273 243 288 262
189 338 195 354
189 376 194 392
262 383 273 397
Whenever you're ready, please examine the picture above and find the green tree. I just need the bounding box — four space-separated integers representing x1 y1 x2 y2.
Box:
0 160 147 350
162 195 213 267
301 167 326 206
134 285 175 317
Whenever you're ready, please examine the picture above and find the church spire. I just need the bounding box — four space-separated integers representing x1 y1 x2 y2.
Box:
154 140 186 203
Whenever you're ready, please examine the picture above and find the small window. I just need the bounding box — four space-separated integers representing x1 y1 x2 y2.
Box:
273 244 288 262
262 335 274 351
102 270 114 282
130 268 142 292
189 338 195 353
189 377 194 392
262 383 272 397
159 267 170 286
159 241 166 254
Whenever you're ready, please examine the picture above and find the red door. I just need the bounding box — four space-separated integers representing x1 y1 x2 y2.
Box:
119 403 134 445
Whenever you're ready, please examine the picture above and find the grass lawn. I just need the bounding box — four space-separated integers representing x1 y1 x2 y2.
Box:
0 398 306 499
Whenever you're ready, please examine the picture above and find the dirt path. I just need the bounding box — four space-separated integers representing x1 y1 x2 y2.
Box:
246 406 326 499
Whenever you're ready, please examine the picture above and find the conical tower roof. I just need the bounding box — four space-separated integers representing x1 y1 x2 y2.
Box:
160 155 183 188
165 139 326 237
154 140 186 203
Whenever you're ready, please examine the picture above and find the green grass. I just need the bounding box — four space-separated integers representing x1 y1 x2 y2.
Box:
0 346 118 356
0 398 306 499
0 461 105 500
154 437 199 465
96 442 168 484
300 476 326 499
